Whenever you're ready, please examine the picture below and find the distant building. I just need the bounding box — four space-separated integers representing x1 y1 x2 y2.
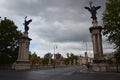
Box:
79 56 93 65
55 53 63 65
37 57 43 65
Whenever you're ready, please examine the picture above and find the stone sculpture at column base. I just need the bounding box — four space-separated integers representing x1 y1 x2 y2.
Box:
12 32 32 70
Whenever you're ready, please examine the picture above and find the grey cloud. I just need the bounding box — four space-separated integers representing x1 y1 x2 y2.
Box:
33 19 91 42
1 0 105 16
0 0 106 43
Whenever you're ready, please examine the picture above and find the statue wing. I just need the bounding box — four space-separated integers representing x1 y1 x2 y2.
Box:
84 7 91 12
95 6 101 10
27 19 32 25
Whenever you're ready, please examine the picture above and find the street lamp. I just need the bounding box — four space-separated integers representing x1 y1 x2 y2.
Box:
79 55 82 66
53 45 57 68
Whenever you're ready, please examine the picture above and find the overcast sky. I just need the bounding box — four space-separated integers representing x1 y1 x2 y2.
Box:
0 0 115 57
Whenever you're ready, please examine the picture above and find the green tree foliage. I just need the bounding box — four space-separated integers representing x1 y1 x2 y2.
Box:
102 0 120 64
42 58 49 65
64 53 78 65
42 53 53 65
64 58 69 65
29 52 39 64
44 52 53 59
0 17 22 64
70 53 78 65
102 0 120 50
66 53 69 58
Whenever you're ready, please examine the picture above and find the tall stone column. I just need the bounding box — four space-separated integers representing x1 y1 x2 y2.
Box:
48 58 51 65
12 32 32 70
97 34 103 58
89 20 103 59
93 35 97 54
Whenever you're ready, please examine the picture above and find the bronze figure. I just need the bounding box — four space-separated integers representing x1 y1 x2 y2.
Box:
84 1 101 20
23 16 32 32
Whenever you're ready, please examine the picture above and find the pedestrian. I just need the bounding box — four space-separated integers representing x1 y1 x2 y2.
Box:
87 63 90 69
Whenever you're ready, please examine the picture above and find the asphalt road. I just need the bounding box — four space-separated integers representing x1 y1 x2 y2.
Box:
0 66 120 80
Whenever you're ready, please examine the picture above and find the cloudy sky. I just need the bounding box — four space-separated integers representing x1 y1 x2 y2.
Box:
0 0 115 57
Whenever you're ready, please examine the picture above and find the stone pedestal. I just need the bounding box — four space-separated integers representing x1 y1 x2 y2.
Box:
12 32 32 70
73 59 76 66
48 58 51 65
69 61 72 66
79 59 82 66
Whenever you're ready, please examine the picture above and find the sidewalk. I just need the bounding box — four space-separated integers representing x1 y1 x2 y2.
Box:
79 67 94 73
78 66 120 75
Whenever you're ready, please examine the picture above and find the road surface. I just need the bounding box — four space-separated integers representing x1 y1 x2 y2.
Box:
0 66 120 80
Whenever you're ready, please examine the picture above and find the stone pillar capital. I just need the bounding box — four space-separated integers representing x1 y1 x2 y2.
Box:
92 20 98 27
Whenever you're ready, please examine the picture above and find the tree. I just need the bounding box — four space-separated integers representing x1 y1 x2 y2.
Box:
42 53 53 65
64 53 78 65
64 58 69 65
66 53 69 58
29 52 39 64
102 0 120 64
0 17 22 64
102 0 120 50
44 52 53 59
70 53 78 65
